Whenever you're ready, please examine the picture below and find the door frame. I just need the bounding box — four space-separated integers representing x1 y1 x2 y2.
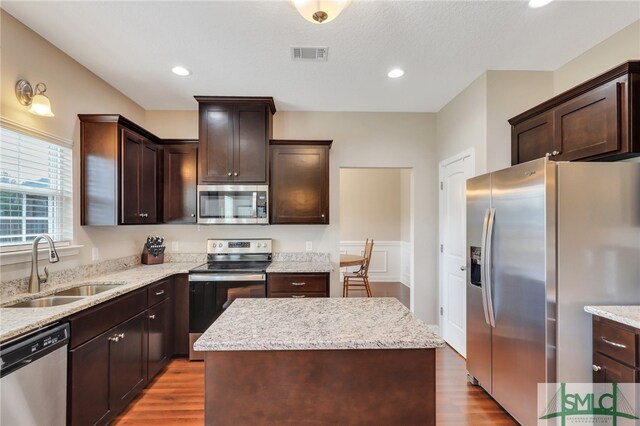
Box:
438 148 474 354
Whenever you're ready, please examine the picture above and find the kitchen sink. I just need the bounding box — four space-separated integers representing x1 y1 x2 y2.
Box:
6 296 85 308
55 284 120 297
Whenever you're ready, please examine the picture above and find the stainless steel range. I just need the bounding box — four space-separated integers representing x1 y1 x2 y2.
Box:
188 238 272 360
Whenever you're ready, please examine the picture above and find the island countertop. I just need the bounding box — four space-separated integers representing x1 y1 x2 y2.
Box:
193 297 444 351
584 305 640 329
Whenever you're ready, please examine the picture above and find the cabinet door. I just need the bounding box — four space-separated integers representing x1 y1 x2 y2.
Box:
235 105 268 183
121 128 142 224
271 146 329 224
554 78 622 161
148 298 172 380
173 274 190 356
593 352 637 383
140 140 158 223
163 145 197 223
511 112 554 165
109 311 148 413
69 332 111 426
199 105 234 183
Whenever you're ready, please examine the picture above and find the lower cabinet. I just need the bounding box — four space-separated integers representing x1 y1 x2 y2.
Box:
148 297 172 380
69 311 148 426
592 315 640 383
267 273 330 298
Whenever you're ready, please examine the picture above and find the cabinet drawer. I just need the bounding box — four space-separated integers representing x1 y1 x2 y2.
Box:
268 274 328 294
268 292 327 299
593 317 637 367
148 278 171 307
69 288 147 349
593 352 638 383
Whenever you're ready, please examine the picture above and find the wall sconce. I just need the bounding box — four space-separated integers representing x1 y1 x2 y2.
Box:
15 79 55 117
291 0 351 24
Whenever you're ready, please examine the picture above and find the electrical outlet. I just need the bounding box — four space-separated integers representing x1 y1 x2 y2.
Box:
305 241 313 252
171 241 179 252
92 247 100 261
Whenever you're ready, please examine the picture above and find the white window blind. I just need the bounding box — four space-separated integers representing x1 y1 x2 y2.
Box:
0 125 73 247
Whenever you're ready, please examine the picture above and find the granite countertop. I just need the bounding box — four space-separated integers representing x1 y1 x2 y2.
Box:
266 261 333 273
194 297 444 351
584 305 640 329
0 262 200 342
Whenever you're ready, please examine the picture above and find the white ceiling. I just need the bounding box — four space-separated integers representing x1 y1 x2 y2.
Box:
3 1 640 112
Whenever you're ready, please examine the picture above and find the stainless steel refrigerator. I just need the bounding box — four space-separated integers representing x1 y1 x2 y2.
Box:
466 158 640 425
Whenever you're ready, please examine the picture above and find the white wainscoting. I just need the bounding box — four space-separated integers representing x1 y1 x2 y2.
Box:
339 241 412 287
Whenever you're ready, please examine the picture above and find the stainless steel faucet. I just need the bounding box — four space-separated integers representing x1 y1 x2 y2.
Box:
29 234 60 293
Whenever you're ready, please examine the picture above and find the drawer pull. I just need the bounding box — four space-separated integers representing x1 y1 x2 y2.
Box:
592 364 602 372
149 314 156 320
155 290 165 296
108 336 119 343
601 336 626 349
292 282 306 286
291 295 306 298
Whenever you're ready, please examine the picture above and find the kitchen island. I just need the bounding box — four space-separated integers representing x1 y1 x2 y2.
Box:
194 297 444 425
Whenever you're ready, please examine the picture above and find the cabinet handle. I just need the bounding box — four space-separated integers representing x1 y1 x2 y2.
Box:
155 290 165 296
321 214 325 218
108 336 119 343
118 333 125 339
291 295 306 298
545 152 551 159
139 213 148 218
149 314 156 320
292 282 306 286
552 150 560 156
601 336 626 349
191 214 196 217
227 172 232 177
234 172 238 177
592 364 602 372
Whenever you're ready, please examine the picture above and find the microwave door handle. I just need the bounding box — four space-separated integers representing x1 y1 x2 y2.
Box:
252 192 257 218
479 208 491 327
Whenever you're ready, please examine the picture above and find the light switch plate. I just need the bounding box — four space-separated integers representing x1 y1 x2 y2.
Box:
171 241 179 252
305 241 313 252
92 247 100 261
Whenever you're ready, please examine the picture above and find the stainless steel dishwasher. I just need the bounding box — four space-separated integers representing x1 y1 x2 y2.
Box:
0 322 70 426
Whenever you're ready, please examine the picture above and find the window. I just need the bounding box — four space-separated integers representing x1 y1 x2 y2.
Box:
0 124 72 248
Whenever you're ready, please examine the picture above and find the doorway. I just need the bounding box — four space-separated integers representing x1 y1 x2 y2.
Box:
339 168 412 308
439 149 474 357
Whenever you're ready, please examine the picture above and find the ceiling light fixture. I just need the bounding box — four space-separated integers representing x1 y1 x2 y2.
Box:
292 0 352 24
15 79 55 117
387 69 405 79
171 66 191 76
528 0 554 8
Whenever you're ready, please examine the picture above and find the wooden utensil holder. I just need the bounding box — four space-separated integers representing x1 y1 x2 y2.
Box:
142 250 164 265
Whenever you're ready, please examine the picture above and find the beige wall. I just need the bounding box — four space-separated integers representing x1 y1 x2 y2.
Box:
400 169 411 242
339 168 402 241
554 20 640 94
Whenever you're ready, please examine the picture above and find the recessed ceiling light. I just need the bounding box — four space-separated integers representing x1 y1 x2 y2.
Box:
388 68 405 79
528 0 554 8
171 66 191 76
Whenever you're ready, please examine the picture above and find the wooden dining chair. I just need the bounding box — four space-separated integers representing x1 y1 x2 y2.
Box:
343 239 374 297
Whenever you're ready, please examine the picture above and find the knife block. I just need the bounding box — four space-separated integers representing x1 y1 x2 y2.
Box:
142 249 164 265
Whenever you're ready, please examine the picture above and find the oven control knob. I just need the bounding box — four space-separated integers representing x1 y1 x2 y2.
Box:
218 243 223 248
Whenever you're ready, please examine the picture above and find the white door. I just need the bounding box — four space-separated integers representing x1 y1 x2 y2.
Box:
439 150 474 357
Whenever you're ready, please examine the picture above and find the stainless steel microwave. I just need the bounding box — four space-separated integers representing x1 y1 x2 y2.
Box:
197 185 268 224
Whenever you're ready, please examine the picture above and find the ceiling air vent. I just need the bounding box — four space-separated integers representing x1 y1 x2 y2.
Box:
291 46 328 61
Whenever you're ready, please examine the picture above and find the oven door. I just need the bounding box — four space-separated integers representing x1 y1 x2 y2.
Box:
197 185 268 224
188 273 266 360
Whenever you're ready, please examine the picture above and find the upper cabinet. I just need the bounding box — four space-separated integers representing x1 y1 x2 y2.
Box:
195 96 276 184
509 61 640 165
269 140 332 225
79 115 159 226
160 142 198 224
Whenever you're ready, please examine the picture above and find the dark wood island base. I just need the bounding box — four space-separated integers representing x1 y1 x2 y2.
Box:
204 348 436 425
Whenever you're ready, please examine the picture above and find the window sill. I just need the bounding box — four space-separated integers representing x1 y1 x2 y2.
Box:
0 245 84 266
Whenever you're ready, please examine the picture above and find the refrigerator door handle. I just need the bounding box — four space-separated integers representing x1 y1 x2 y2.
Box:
485 207 496 328
480 208 491 326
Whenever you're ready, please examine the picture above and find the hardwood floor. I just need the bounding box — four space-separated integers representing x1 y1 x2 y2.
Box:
347 281 411 308
114 345 516 425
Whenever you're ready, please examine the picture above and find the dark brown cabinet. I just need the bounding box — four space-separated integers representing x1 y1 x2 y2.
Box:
161 143 198 223
592 315 640 384
195 97 276 184
69 310 148 426
509 61 640 164
172 274 190 356
121 128 158 224
79 115 159 225
148 298 172 380
267 273 330 298
269 140 332 225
